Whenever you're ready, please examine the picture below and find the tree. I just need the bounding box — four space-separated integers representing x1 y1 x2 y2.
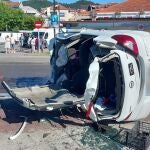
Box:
63 0 95 9
23 0 52 11
22 0 96 10
0 2 44 31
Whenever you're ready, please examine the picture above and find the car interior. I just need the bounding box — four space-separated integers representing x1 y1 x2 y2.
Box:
94 56 124 116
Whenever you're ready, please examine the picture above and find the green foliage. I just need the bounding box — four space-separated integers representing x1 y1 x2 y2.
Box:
0 2 44 31
22 0 96 10
23 0 52 11
63 0 95 9
22 14 43 30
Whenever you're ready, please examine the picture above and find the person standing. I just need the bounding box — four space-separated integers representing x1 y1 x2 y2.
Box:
27 34 32 48
35 36 38 50
19 34 24 51
5 35 11 54
31 36 36 53
10 33 15 53
40 36 44 53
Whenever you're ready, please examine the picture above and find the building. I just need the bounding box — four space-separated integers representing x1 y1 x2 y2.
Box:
4 1 41 17
96 0 150 19
75 0 150 21
19 3 40 17
44 4 75 21
4 1 20 8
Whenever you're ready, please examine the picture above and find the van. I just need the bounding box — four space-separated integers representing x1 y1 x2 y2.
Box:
32 28 60 48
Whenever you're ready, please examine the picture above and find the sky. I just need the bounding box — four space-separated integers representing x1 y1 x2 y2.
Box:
11 0 125 4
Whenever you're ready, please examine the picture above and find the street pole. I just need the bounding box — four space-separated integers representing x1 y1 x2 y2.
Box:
38 28 40 52
53 0 56 52
58 4 60 32
53 0 56 37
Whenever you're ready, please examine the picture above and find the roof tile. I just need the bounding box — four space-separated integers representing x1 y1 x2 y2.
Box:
98 0 150 12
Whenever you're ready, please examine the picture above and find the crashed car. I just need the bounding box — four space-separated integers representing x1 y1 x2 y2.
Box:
2 29 150 123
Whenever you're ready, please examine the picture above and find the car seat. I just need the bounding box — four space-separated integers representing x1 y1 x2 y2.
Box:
62 38 94 95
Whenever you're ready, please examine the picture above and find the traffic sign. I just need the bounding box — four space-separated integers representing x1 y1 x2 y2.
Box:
50 14 59 27
34 21 42 29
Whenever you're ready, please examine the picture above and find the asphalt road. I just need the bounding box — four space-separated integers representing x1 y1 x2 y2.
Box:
0 55 50 92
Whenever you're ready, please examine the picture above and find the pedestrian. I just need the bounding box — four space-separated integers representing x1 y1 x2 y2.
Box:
31 36 36 53
40 36 44 53
27 34 32 48
19 34 24 51
5 35 11 54
48 37 55 55
35 36 38 50
10 33 16 53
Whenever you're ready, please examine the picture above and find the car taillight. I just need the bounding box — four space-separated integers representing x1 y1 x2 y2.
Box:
112 35 139 56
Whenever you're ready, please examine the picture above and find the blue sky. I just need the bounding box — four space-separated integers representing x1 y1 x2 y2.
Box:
11 0 125 4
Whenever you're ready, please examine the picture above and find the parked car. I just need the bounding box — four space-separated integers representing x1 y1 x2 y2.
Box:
2 29 150 124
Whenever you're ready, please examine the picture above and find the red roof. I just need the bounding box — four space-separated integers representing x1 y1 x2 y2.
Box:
55 4 69 10
98 0 150 12
5 2 20 7
78 11 90 16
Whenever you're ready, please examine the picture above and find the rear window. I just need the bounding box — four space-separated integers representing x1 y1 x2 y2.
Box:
32 32 45 38
44 33 48 39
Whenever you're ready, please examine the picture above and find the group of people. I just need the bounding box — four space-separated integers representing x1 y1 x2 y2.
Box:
30 36 44 53
4 33 46 54
5 34 16 54
20 33 45 53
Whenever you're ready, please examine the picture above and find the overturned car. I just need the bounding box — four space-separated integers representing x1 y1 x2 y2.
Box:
2 29 150 123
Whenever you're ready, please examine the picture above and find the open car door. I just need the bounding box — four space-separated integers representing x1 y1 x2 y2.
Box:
84 50 141 122
1 81 84 111
1 31 85 111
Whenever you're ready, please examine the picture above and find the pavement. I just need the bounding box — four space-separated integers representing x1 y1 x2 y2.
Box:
0 43 51 64
0 54 50 63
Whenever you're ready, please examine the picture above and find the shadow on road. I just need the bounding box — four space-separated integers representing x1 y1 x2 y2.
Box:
0 76 49 90
16 77 49 87
0 76 92 128
0 98 91 128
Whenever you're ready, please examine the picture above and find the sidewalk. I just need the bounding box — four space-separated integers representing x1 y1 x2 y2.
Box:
0 49 50 56
0 49 50 64
0 44 51 63
0 43 50 56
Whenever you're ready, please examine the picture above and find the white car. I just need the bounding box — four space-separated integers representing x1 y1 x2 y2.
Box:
84 30 150 122
2 29 150 123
